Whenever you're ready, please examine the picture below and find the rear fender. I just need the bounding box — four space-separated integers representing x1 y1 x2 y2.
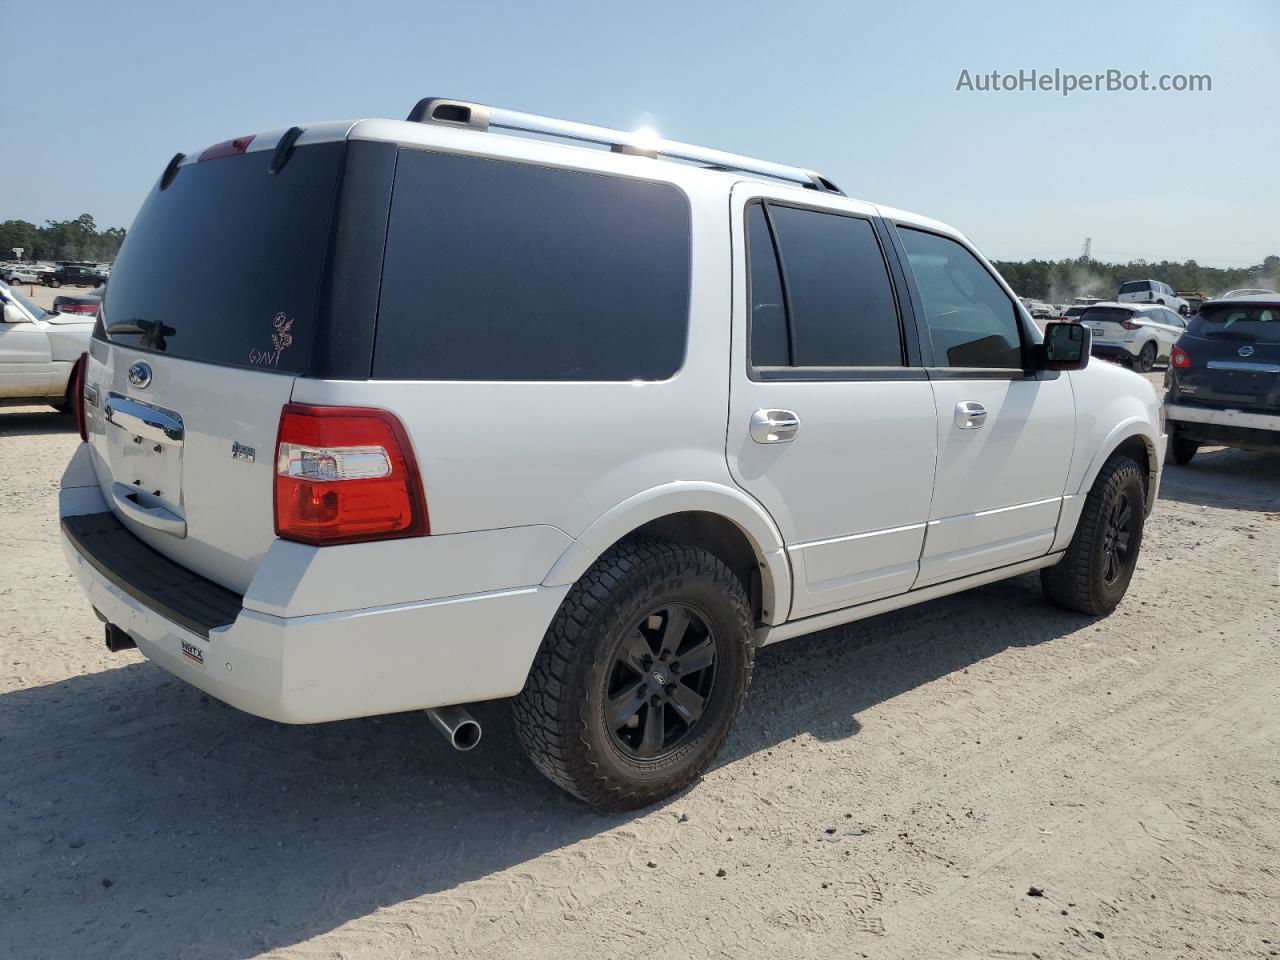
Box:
542 481 792 625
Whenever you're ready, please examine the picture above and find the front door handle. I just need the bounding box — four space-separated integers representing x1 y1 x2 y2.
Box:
954 401 988 430
750 409 800 443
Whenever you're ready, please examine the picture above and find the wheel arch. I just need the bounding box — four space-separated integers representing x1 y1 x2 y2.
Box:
1077 421 1160 516
542 482 792 625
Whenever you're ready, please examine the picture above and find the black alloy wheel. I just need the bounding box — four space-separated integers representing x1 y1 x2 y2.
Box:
604 603 718 760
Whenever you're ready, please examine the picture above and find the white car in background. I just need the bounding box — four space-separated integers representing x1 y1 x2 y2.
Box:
2 264 48 284
1079 301 1186 372
1117 279 1189 315
0 280 92 411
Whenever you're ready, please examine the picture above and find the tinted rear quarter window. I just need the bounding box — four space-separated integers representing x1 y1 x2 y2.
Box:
102 143 345 373
762 204 902 367
373 150 691 381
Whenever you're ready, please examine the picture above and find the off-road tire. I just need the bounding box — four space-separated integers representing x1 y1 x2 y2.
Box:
1170 432 1199 465
513 536 754 811
1041 455 1146 615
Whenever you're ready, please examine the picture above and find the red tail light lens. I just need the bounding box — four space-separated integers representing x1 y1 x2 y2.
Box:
71 353 88 441
1171 344 1192 369
198 135 256 162
1120 319 1141 330
274 404 428 545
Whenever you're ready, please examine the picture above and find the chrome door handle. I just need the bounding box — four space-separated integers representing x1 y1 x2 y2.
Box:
954 401 988 430
750 409 800 443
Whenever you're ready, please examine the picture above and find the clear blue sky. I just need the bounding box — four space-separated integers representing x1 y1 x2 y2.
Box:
3 0 1275 267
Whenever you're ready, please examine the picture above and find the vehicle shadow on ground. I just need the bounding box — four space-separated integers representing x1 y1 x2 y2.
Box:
0 408 76 438
1156 446 1280 513
0 572 1084 959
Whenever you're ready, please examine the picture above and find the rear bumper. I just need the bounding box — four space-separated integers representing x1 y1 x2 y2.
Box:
1166 403 1280 450
1091 341 1140 360
1166 403 1280 433
60 446 570 724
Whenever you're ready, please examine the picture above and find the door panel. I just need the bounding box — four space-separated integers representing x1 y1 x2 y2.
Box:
726 187 938 620
729 380 938 616
0 320 54 397
919 375 1075 586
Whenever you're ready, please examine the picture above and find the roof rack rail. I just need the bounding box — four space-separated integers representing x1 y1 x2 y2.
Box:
405 97 843 196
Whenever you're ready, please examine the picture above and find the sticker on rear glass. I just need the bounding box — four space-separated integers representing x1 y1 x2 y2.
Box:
181 640 205 668
248 312 294 368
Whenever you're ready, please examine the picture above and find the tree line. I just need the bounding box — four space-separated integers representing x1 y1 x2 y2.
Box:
992 255 1280 303
0 215 126 263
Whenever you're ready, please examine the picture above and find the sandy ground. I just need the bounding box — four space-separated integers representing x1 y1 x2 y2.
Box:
1 390 1278 960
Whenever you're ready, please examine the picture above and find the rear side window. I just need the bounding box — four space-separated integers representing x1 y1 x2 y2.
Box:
373 150 691 381
102 143 345 373
899 228 1022 369
748 203 903 368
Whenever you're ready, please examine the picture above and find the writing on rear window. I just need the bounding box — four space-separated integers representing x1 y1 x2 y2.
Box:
248 312 296 367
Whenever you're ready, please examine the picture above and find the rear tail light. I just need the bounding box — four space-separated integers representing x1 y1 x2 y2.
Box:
1120 319 1141 330
1171 344 1192 368
274 403 428 545
71 353 88 441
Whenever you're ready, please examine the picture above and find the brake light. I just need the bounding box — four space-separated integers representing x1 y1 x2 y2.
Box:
1171 344 1192 369
71 353 88 441
274 403 428 545
198 135 256 162
1120 319 1141 330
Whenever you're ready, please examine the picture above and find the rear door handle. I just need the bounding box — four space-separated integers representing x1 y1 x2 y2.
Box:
111 483 187 538
954 401 988 430
750 409 800 443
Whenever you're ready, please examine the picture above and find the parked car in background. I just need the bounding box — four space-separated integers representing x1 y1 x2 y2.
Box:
2 264 48 284
1177 291 1212 315
1220 287 1278 299
0 279 91 411
1117 279 1189 315
1164 294 1280 464
1079 302 1186 372
1073 296 1105 307
60 99 1165 810
43 264 107 288
52 286 105 318
1059 305 1090 323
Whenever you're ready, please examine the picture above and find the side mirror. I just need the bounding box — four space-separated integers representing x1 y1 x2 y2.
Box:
1038 321 1090 371
3 301 28 324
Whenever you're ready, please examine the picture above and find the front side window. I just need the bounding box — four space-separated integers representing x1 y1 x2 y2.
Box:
747 202 903 368
374 150 691 381
899 228 1023 369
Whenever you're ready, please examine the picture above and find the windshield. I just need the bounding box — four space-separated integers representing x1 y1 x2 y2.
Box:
1189 304 1280 343
1118 281 1151 294
101 142 344 373
2 283 49 320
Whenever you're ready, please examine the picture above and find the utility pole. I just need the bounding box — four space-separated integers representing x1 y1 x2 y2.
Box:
1081 237 1092 262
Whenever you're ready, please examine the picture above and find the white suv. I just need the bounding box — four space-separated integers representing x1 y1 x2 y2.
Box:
1079 302 1187 372
1117 279 1189 315
59 99 1166 810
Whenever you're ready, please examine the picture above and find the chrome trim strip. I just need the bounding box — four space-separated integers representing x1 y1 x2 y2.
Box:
1205 360 1280 373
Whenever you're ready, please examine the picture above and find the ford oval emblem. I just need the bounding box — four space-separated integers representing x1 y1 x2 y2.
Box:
1238 345 1256 358
127 361 153 389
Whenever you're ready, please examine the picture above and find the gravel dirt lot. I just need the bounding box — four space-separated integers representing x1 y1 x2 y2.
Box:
2 384 1278 959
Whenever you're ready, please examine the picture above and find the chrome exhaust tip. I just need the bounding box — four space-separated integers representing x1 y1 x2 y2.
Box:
425 704 482 751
